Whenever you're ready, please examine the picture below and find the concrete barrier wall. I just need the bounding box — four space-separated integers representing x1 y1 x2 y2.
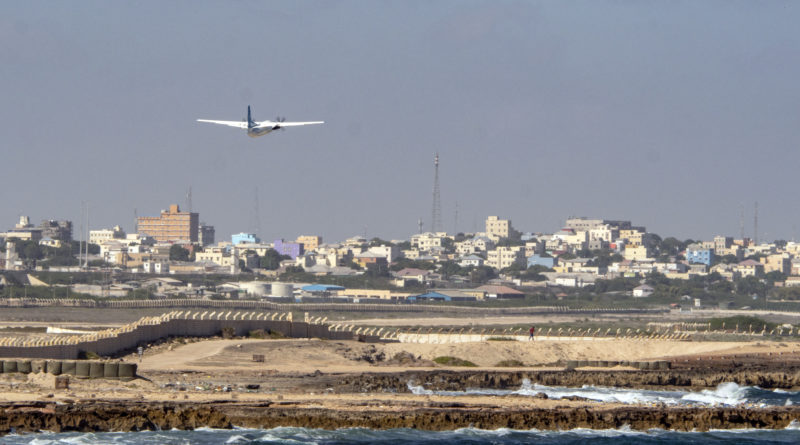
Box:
0 359 137 378
0 311 347 359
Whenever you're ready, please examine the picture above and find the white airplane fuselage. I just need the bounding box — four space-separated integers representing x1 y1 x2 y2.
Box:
247 125 278 137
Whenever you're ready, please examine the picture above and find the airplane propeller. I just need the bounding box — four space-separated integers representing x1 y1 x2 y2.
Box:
275 116 286 129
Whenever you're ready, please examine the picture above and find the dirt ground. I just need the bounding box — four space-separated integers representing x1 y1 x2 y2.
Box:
134 337 796 373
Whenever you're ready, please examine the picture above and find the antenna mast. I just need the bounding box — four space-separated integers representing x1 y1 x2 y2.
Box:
754 201 759 245
739 204 745 240
431 153 442 233
453 200 459 234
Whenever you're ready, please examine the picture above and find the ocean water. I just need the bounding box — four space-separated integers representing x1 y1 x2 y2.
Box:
408 380 800 407
4 426 800 445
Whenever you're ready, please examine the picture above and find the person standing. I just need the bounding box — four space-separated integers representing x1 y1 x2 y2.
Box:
529 325 535 340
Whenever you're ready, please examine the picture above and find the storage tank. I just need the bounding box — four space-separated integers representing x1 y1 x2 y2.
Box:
271 282 294 298
239 281 269 297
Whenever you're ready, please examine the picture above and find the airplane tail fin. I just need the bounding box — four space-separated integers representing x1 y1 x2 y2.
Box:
247 106 255 128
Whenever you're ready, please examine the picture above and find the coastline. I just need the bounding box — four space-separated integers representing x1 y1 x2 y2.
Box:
1 398 799 434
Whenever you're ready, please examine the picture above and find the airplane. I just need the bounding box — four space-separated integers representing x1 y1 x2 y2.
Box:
197 106 323 137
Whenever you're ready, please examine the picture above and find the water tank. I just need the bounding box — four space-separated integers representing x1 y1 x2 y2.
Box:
271 282 294 298
239 281 269 297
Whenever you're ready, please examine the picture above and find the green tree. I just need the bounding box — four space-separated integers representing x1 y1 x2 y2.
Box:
659 237 685 256
365 262 390 278
441 237 455 251
470 265 496 284
259 249 290 270
439 261 465 278
736 276 768 298
765 270 786 286
369 238 393 247
169 244 190 261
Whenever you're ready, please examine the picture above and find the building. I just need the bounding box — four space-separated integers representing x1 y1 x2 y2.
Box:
685 243 714 266
273 239 304 259
475 284 525 299
623 244 650 261
485 216 517 241
633 284 654 298
39 220 72 241
1 216 42 241
734 259 764 278
137 204 199 243
565 218 632 232
89 225 126 245
486 246 525 270
198 223 215 246
527 255 555 269
232 233 260 245
760 253 791 275
458 254 484 268
411 232 444 251
297 235 322 251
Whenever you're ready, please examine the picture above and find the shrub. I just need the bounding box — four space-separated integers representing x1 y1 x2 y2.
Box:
494 359 525 367
433 356 477 367
221 327 236 339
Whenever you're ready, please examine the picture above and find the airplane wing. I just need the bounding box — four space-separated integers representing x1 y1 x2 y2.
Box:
197 119 249 129
268 121 324 127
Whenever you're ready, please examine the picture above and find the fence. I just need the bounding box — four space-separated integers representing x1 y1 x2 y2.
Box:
0 298 665 315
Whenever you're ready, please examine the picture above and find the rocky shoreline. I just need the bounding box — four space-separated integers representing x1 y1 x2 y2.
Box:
0 400 799 435
331 369 800 393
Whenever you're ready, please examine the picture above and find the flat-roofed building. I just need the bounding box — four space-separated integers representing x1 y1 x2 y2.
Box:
297 235 322 251
137 204 198 243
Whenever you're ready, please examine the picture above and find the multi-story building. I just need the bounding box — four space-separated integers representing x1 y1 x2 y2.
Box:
232 233 260 245
618 229 644 245
297 235 322 252
39 220 72 241
486 246 525 269
623 244 650 261
411 232 444 251
565 218 632 232
198 223 215 246
274 239 304 259
685 243 714 266
1 216 42 241
485 216 516 241
760 253 791 275
90 225 126 245
714 236 734 253
137 204 199 243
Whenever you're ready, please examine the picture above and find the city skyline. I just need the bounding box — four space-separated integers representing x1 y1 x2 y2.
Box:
2 1 799 242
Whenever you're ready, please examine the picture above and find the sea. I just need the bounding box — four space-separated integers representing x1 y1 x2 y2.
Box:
5 382 800 444
4 426 800 445
407 380 800 407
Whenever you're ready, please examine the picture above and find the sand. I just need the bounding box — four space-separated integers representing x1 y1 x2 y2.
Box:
131 337 781 373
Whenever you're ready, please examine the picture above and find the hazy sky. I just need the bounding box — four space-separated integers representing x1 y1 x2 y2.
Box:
2 1 799 243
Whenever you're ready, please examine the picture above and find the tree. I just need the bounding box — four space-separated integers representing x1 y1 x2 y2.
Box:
736 276 768 298
16 241 44 261
645 271 671 286
259 249 290 270
439 261 465 278
369 238 393 247
169 244 190 261
441 237 455 251
365 262 390 278
470 265 496 284
660 237 685 256
765 270 786 286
